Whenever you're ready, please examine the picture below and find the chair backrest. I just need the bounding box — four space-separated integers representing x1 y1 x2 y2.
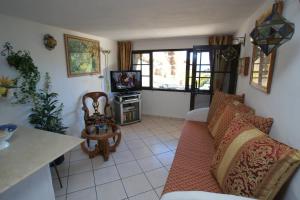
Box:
82 92 109 118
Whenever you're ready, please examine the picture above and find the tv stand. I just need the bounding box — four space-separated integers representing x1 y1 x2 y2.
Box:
114 92 141 125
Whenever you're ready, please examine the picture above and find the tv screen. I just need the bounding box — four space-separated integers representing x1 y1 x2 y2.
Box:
110 71 142 92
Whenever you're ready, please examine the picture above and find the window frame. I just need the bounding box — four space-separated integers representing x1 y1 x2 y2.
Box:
132 48 192 93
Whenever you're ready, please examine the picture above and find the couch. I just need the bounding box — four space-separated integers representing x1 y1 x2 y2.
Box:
161 108 256 200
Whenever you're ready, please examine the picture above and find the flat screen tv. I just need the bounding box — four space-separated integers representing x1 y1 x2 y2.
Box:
110 71 142 92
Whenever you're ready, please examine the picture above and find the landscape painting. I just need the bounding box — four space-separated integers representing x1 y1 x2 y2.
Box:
64 34 100 77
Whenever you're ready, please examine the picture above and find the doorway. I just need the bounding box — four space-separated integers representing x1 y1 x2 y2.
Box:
189 45 240 110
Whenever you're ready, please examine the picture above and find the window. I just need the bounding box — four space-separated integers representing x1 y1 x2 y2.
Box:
192 51 211 91
132 52 151 87
132 49 213 92
152 51 187 90
132 49 189 91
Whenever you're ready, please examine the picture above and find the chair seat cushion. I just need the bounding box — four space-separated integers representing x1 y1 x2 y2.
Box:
163 121 221 195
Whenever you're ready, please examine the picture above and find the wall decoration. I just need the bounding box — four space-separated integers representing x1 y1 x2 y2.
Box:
64 34 100 77
250 2 283 94
238 57 250 76
43 34 57 50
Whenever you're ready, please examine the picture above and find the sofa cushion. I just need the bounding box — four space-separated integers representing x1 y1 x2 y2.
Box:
210 101 254 139
163 121 221 195
211 116 300 200
211 104 273 148
207 90 244 123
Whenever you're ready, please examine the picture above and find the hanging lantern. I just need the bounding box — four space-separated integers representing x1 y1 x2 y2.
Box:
221 46 238 61
250 6 295 56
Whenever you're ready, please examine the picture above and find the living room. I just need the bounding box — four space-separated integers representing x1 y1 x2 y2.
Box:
0 0 300 200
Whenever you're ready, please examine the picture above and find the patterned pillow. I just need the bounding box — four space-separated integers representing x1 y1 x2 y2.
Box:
211 116 300 200
240 113 274 134
208 99 250 133
207 90 244 124
211 104 274 148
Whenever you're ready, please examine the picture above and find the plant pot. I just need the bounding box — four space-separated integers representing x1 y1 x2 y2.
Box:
0 87 8 97
50 155 65 166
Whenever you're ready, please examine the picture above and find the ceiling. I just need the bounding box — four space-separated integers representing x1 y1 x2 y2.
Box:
0 0 264 40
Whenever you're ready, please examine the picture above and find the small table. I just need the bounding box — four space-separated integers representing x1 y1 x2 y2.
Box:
81 123 121 161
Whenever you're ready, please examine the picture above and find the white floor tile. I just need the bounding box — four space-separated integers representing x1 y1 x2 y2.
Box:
142 136 161 146
131 146 153 159
112 150 135 164
155 152 175 166
155 186 164 198
124 133 140 141
163 139 178 150
51 162 69 179
164 164 172 171
126 139 147 150
137 156 163 172
122 174 152 197
67 171 95 193
69 159 92 175
145 168 168 188
148 143 170 155
116 160 142 178
67 187 97 200
56 195 66 200
96 180 127 200
157 134 174 142
94 166 120 185
53 177 67 197
117 141 129 152
92 156 115 170
70 149 89 162
129 190 159 200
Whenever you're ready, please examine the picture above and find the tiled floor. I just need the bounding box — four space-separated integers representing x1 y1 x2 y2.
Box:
52 115 184 200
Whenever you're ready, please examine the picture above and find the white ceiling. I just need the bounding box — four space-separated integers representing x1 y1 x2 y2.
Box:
0 0 264 40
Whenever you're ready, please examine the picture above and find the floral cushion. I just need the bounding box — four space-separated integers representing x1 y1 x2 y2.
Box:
211 116 300 200
211 104 273 148
207 91 244 125
208 99 251 134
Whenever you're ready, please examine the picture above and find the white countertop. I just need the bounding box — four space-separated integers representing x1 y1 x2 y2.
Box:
0 126 83 193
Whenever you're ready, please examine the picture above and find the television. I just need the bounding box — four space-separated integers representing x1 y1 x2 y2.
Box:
110 71 142 93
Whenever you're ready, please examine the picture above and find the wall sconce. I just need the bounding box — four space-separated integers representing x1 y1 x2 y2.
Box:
250 4 295 55
233 34 246 46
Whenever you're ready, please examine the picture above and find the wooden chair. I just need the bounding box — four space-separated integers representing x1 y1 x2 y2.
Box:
82 92 114 146
82 92 114 126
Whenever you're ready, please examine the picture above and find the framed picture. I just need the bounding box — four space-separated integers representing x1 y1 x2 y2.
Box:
249 2 283 94
238 57 250 76
64 34 100 77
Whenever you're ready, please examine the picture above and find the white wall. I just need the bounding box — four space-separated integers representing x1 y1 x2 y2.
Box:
0 14 117 137
1 166 55 200
133 37 208 118
236 0 300 199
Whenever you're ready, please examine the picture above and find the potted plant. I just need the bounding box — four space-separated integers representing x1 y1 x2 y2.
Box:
0 76 16 97
29 73 67 165
1 42 40 103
